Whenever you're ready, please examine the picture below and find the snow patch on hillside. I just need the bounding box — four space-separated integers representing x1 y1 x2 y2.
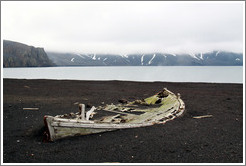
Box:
189 53 200 60
92 54 96 60
148 54 156 65
216 51 220 56
200 53 203 60
75 53 85 59
121 54 128 58
141 54 145 65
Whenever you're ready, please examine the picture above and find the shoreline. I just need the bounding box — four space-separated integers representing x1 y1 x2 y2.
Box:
2 78 244 85
3 79 243 163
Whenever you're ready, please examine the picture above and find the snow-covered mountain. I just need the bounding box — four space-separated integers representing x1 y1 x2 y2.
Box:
47 51 243 66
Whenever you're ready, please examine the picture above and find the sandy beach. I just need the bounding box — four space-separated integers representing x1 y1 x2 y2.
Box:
2 79 243 163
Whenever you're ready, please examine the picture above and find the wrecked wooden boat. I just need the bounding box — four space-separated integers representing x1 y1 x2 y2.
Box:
43 88 185 141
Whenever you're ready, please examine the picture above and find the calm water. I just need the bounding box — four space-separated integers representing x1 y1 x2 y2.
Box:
2 66 244 83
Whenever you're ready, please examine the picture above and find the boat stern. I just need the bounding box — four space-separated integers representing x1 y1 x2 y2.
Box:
43 115 55 142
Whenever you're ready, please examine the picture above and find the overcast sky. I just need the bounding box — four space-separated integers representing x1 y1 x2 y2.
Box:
1 1 244 54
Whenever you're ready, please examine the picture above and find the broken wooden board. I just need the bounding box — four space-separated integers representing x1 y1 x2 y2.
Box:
23 108 39 111
193 115 213 119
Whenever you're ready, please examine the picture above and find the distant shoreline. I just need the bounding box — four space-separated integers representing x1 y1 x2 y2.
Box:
2 78 243 85
3 64 244 68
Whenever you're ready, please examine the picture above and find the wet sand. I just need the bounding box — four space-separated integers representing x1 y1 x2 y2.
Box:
3 79 243 163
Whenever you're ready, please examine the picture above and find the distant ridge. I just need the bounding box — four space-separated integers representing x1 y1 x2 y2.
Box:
3 40 243 67
47 51 243 66
3 40 54 67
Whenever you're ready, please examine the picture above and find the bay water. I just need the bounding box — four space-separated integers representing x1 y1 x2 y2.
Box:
2 66 243 84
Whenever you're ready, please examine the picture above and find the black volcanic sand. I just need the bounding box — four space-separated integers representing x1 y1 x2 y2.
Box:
3 79 243 163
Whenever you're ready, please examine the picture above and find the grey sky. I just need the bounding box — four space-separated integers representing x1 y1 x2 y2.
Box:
1 1 244 54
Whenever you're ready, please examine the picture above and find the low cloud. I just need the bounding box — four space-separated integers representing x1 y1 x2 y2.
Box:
2 1 244 54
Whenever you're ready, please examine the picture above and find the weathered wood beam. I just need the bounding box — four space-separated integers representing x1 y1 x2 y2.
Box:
79 104 85 120
193 115 213 119
23 108 39 111
51 121 155 129
86 106 96 120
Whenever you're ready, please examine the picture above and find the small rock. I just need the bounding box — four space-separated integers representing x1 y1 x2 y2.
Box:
186 149 192 152
86 103 92 108
118 99 128 104
169 150 175 153
17 140 20 143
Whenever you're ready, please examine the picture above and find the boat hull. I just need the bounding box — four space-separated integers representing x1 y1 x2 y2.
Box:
43 88 185 141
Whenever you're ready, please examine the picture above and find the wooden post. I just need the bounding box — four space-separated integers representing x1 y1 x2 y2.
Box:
79 104 85 120
177 93 180 99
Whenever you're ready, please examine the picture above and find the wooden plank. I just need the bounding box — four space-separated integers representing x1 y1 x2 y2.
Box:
23 108 39 111
53 117 94 123
51 121 155 129
101 108 139 115
193 115 213 119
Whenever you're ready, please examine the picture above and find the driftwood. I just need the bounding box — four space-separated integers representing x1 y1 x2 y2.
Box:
193 115 213 119
23 108 39 111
